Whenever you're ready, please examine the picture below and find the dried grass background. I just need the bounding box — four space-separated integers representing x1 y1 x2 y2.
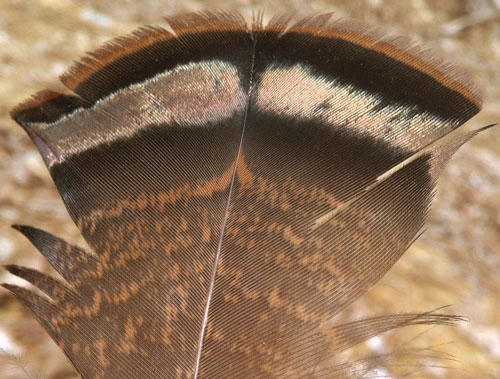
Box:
0 0 499 378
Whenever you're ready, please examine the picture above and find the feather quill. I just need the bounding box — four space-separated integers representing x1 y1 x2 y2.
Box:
3 11 484 378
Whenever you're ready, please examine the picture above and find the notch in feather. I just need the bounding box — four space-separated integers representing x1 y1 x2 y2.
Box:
2 10 487 378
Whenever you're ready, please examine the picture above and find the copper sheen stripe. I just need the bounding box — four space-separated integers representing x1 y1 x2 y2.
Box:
279 25 482 108
62 14 248 91
64 19 480 110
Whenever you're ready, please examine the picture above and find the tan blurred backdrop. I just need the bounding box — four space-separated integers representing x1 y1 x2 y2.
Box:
0 0 499 378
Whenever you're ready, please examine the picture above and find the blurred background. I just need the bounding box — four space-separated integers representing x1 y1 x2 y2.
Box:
0 0 499 377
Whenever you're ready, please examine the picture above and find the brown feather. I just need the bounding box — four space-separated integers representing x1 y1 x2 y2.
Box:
3 11 486 378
